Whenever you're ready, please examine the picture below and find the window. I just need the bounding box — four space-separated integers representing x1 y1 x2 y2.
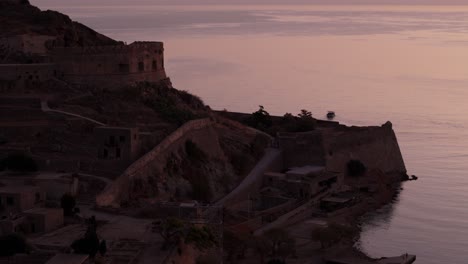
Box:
138 62 144 72
119 136 125 142
35 193 41 203
103 149 108 158
116 148 121 158
118 63 129 73
6 197 14 206
109 136 115 145
152 60 157 71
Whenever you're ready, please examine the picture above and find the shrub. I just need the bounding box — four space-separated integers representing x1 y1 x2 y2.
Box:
189 174 212 202
0 153 37 172
245 105 273 132
185 226 218 250
347 160 367 177
185 140 207 162
61 193 76 216
0 234 30 257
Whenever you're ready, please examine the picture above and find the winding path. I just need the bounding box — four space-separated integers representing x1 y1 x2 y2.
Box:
215 148 282 207
41 100 106 126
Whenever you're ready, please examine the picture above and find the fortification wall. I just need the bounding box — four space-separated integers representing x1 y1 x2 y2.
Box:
322 122 406 175
278 131 326 168
52 41 166 88
0 35 55 55
96 118 215 207
0 63 57 81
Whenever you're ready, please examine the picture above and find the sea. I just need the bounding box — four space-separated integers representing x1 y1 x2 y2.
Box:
33 3 468 263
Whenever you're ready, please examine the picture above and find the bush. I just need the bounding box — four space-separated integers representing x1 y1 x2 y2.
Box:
245 105 273 132
185 140 207 162
0 153 37 172
185 226 218 250
0 234 30 257
61 193 76 216
189 174 212 202
347 160 367 177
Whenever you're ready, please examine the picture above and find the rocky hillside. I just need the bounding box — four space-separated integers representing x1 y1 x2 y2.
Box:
0 0 119 61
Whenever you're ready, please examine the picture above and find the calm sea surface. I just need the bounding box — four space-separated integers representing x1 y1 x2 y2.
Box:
36 3 468 263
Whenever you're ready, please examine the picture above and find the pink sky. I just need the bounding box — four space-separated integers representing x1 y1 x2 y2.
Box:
30 0 468 6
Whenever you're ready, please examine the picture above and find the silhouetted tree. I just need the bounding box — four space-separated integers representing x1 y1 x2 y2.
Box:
61 193 76 216
152 217 186 250
246 105 273 132
0 234 30 257
71 216 100 257
0 153 37 172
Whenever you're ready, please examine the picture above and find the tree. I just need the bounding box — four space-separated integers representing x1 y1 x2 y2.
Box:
185 226 218 251
0 234 30 257
295 109 316 132
61 193 76 216
263 229 296 262
99 240 107 256
246 105 273 132
152 217 186 250
0 153 37 172
71 216 100 257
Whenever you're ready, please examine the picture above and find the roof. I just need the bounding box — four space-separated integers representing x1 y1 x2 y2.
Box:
264 172 286 178
45 254 88 264
24 207 62 215
0 185 41 194
321 196 352 203
287 165 324 176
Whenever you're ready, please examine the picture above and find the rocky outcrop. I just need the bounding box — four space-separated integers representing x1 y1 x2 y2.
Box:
97 118 270 207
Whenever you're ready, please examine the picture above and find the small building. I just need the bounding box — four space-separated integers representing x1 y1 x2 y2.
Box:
23 208 64 233
45 254 89 264
0 186 45 216
264 168 337 199
286 165 324 180
320 193 358 212
94 126 140 162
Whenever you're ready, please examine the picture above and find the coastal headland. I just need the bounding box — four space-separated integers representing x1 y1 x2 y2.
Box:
0 1 416 263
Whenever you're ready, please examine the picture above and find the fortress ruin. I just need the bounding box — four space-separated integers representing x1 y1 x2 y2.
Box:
0 36 168 89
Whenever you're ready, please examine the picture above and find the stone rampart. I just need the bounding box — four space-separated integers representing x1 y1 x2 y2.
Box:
323 122 406 175
0 63 57 81
96 118 214 207
52 41 166 88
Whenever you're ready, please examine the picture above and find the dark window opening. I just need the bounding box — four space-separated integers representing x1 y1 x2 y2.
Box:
103 149 108 158
116 148 121 158
6 197 13 205
119 63 129 73
29 75 33 80
109 136 115 145
152 60 157 70
134 134 137 140
31 224 35 233
138 62 144 72
35 193 40 203
119 136 125 142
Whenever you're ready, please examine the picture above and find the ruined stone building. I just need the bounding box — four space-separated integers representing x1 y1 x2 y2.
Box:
0 37 168 89
94 127 141 162
52 41 167 87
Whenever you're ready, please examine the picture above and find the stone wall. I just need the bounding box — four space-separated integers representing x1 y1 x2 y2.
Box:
322 122 407 175
0 63 57 81
96 118 214 207
278 131 326 168
52 41 167 88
